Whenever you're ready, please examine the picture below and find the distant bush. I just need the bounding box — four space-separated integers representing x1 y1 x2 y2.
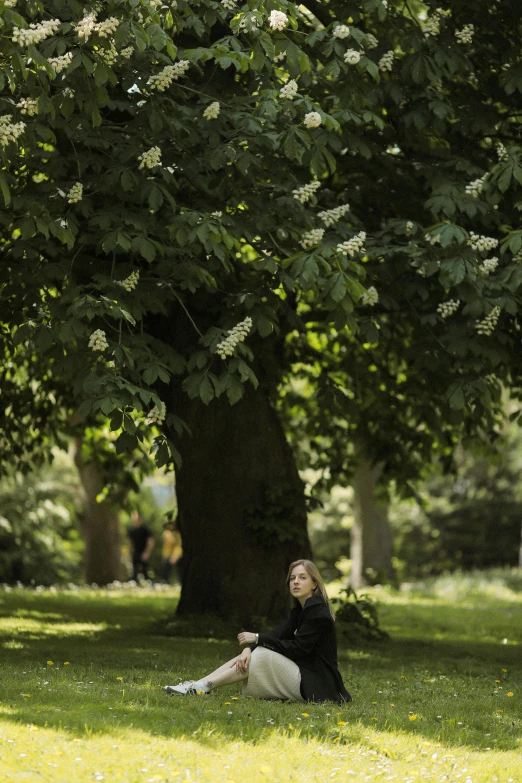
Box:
0 458 83 585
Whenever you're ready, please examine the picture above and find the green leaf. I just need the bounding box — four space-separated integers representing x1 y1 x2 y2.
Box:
256 316 274 337
325 273 346 303
250 44 265 72
115 432 138 453
0 174 11 207
448 385 466 410
199 375 214 405
448 258 466 285
148 23 168 51
130 22 149 52
114 21 131 47
224 374 243 405
94 62 109 86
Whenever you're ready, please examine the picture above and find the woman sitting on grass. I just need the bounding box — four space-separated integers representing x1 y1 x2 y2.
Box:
163 559 351 704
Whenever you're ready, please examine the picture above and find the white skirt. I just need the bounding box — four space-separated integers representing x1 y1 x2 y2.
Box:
242 646 305 702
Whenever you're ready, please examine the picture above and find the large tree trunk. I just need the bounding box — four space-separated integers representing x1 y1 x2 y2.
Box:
350 457 395 589
171 384 311 625
74 439 123 585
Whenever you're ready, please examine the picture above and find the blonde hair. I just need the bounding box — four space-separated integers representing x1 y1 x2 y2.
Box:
286 559 336 621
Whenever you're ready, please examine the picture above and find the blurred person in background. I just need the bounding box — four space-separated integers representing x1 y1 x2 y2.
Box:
161 515 183 585
127 511 154 582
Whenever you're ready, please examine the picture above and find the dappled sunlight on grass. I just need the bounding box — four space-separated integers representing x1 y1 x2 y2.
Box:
0 615 108 639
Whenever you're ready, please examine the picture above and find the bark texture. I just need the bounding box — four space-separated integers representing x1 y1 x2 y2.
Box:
74 439 123 584
350 458 395 588
171 384 312 625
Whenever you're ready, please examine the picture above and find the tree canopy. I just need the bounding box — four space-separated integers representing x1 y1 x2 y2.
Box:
2 0 522 511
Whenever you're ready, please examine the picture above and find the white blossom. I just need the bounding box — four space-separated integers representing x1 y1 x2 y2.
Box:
512 249 522 263
239 13 261 31
437 299 460 319
0 114 26 147
496 143 508 162
138 146 162 169
67 182 83 203
280 79 298 100
221 0 237 10
12 19 61 47
74 11 98 40
480 257 499 275
293 180 321 204
303 111 322 129
318 204 350 227
49 52 73 74
344 49 361 65
379 50 394 72
300 228 325 249
149 61 190 91
16 98 39 116
337 231 366 257
365 33 378 49
332 24 350 39
273 51 286 62
211 211 223 218
405 220 415 236
63 87 75 97
88 329 109 351
96 17 119 37
215 316 253 359
4 0 17 6
424 8 445 37
119 271 140 291
120 46 134 59
203 101 220 120
455 24 474 44
269 10 288 31
465 174 487 198
99 43 118 65
467 232 498 252
476 306 500 336
425 232 441 245
147 401 167 425
361 286 378 306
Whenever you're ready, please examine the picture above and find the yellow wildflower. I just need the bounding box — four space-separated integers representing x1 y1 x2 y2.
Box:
507 692 514 697
64 662 70 665
116 677 123 681
47 661 53 665
409 715 417 721
301 712 309 717
337 720 346 726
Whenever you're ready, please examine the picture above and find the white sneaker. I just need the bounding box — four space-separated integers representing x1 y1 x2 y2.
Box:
162 681 207 695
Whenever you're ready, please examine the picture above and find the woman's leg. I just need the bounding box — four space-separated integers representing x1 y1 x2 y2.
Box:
199 656 248 690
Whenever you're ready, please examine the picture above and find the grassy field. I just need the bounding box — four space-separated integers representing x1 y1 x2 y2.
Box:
0 571 520 783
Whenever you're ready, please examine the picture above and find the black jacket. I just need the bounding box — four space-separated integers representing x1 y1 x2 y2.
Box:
252 595 351 704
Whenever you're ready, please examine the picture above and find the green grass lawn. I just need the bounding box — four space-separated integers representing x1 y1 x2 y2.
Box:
0 572 520 783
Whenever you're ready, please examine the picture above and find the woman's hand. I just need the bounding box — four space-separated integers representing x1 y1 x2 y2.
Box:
237 631 257 645
231 648 251 674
